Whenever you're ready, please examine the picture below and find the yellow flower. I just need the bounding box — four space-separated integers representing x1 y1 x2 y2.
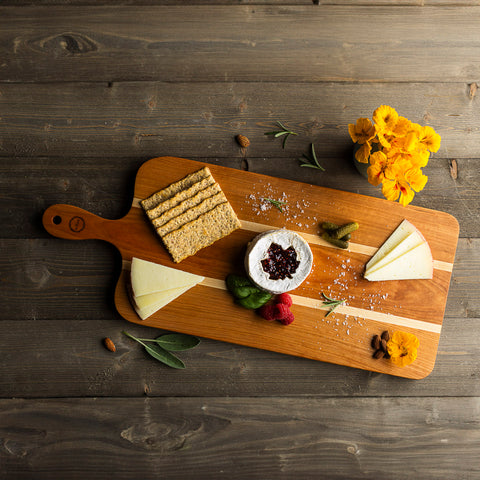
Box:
387 331 419 367
355 142 372 164
367 151 388 186
349 106 441 205
405 167 428 192
381 176 415 206
373 105 399 135
392 116 412 137
419 125 441 152
348 118 376 144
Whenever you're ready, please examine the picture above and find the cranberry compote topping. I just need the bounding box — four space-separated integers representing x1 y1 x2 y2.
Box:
261 243 300 280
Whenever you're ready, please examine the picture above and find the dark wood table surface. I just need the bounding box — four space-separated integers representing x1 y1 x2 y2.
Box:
1 2 479 479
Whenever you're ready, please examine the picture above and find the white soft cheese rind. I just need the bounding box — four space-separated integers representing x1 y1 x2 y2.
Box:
245 229 313 294
364 241 433 281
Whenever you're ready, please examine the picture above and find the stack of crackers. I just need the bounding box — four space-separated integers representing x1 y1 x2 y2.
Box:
141 167 241 263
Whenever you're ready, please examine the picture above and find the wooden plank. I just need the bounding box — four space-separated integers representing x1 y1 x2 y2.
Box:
1 156 478 238
3 1 480 5
0 315 478 398
0 397 479 479
0 82 478 158
0 237 475 323
1 6 480 83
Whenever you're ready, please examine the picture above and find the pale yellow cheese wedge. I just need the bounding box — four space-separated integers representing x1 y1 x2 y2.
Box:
365 219 417 271
133 285 193 320
365 230 426 276
131 257 204 297
364 242 433 281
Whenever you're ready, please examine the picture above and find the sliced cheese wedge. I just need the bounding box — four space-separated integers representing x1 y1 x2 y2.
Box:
364 242 433 281
133 285 193 321
134 286 194 310
365 230 426 276
131 257 204 297
366 219 417 271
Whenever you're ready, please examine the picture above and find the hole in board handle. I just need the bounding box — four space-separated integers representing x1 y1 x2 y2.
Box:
53 215 62 225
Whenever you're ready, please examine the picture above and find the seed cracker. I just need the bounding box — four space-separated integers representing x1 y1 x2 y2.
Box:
151 183 222 229
141 166 211 211
162 202 241 263
156 191 228 237
145 175 215 220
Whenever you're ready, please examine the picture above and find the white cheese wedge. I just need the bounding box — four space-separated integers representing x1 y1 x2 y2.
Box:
130 257 204 297
364 242 433 281
245 229 313 294
364 230 426 276
365 219 417 271
133 285 193 321
133 286 193 310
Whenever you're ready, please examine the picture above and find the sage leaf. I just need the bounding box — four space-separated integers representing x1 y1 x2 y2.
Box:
154 333 200 351
144 343 186 369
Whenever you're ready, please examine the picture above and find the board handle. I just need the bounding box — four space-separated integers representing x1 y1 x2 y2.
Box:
42 204 112 241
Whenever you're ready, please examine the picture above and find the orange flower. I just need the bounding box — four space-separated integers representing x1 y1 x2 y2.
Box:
367 151 388 186
348 118 376 145
419 125 441 152
349 105 440 205
381 176 415 206
387 331 419 367
373 105 399 135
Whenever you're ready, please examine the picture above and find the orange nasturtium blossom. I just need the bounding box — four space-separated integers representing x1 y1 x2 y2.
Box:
382 176 416 206
349 105 440 206
349 118 377 163
387 331 420 367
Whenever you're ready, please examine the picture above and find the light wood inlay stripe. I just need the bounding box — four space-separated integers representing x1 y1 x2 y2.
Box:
131 202 454 272
122 261 441 334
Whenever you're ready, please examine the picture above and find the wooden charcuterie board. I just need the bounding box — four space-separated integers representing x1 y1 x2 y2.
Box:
42 156 459 379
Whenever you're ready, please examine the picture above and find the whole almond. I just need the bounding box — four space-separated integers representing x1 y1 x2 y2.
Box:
373 349 384 359
380 339 388 352
381 330 390 342
371 335 381 350
236 134 250 148
104 337 116 352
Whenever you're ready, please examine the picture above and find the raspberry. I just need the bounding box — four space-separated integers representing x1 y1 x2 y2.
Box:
275 303 291 318
258 304 278 321
276 292 293 308
278 311 295 325
259 302 294 325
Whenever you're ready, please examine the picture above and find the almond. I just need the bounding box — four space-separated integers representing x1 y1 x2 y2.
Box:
236 134 250 148
104 337 116 352
373 349 384 359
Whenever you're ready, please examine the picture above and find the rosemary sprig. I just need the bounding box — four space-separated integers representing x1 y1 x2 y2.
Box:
262 197 287 213
264 121 298 148
300 143 325 171
321 292 345 317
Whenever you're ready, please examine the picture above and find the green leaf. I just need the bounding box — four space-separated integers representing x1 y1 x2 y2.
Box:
144 343 186 369
155 333 200 351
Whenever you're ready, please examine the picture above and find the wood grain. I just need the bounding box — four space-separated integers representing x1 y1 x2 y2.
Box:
0 82 477 158
1 2 479 478
0 315 478 398
2 6 480 83
41 157 459 379
1 397 479 480
1 156 478 238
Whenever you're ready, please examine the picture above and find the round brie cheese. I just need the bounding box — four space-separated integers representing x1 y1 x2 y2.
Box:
245 229 313 294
